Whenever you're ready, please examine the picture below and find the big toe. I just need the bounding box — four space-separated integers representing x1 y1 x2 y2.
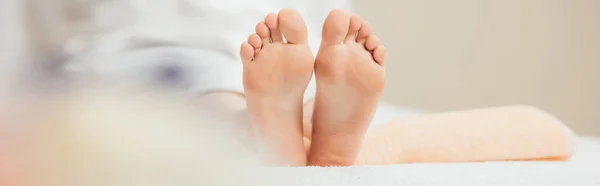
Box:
321 9 350 45
278 8 309 44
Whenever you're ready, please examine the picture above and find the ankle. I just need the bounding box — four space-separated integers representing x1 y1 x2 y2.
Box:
259 134 307 166
307 133 365 166
307 150 357 166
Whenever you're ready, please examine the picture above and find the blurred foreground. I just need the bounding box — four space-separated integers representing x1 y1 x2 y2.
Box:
0 69 269 186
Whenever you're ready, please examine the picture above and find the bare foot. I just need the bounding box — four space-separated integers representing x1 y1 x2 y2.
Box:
240 8 314 166
308 9 387 166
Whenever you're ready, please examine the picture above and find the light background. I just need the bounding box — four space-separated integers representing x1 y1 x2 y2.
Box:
354 0 600 136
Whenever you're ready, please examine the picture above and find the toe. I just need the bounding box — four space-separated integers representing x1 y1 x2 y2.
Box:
240 42 255 64
248 34 262 54
365 35 380 51
356 22 373 44
255 21 271 45
321 8 350 45
278 8 308 44
373 45 387 65
265 13 284 42
345 15 364 43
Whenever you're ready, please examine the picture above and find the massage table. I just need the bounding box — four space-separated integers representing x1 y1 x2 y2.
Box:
266 105 600 186
268 136 599 186
11 88 595 186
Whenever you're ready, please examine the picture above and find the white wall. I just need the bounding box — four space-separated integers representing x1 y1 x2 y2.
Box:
355 0 600 136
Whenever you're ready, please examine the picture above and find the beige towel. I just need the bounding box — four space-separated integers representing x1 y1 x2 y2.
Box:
356 105 576 165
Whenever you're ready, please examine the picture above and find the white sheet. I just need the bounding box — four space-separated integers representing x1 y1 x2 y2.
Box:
269 137 600 186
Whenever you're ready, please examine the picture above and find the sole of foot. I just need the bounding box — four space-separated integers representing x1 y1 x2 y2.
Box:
239 8 314 166
308 9 387 166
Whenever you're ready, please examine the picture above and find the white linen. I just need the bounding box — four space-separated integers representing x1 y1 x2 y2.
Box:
269 137 600 186
65 0 353 100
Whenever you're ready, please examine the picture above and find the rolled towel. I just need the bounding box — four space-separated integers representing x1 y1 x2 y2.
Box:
356 105 577 165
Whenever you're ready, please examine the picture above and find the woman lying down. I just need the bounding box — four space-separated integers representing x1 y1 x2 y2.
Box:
0 0 578 184
61 6 574 167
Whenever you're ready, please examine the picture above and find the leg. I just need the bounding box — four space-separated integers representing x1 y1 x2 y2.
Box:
308 9 387 166
240 8 314 166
